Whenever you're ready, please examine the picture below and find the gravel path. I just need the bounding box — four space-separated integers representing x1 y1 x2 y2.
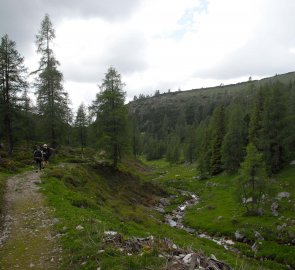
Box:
0 171 62 269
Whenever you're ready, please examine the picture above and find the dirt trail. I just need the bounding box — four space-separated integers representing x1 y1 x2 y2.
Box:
0 171 62 269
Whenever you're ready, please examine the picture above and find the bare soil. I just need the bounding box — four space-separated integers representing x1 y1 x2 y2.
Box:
0 171 62 269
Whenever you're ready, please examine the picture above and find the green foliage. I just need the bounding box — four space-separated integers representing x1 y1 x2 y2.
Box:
222 105 247 173
91 67 129 168
145 159 294 269
210 105 226 175
166 135 181 164
0 34 28 155
237 143 268 214
260 82 287 173
34 14 71 147
74 103 88 154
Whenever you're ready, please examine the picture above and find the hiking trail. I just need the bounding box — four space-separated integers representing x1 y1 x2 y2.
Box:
0 171 63 269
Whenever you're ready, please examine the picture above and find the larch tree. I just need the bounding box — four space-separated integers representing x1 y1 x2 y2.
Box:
34 14 70 147
260 82 287 173
210 104 226 175
75 103 88 155
0 34 28 155
237 143 268 215
222 105 247 173
92 67 129 168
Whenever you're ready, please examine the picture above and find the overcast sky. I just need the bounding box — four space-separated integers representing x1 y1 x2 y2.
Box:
1 0 295 109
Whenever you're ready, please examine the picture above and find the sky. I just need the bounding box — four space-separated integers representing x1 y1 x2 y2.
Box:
1 0 295 110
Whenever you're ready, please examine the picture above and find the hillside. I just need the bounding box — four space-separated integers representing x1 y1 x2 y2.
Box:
129 71 295 117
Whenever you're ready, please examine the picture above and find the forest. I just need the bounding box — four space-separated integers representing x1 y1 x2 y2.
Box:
0 14 295 270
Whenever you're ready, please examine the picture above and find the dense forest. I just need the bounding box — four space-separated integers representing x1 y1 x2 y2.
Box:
130 73 295 173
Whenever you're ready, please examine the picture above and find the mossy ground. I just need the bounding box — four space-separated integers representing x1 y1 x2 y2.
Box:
38 155 290 269
145 159 295 268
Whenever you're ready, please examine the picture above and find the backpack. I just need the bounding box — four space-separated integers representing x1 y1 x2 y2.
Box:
33 149 42 160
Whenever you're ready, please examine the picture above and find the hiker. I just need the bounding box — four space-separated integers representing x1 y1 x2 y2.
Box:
33 146 43 172
42 144 51 168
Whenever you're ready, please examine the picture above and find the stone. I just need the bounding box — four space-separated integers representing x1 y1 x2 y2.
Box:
183 253 193 264
271 202 279 216
257 207 264 216
225 239 235 245
290 160 295 165
242 197 253 204
104 231 117 236
251 242 258 252
277 223 287 231
234 231 245 242
76 225 84 230
277 192 290 200
217 216 223 220
160 198 170 206
254 231 264 240
167 219 177 227
179 205 186 211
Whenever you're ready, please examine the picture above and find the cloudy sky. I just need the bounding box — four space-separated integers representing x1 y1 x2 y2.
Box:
1 0 295 109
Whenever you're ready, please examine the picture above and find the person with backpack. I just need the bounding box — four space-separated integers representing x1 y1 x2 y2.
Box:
33 146 43 172
42 144 51 168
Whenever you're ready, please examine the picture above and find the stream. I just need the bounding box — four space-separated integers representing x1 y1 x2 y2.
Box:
155 190 236 251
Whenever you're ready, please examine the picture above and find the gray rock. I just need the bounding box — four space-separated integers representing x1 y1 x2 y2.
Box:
290 160 295 165
242 197 253 204
183 253 193 264
167 219 177 227
76 225 84 230
271 202 279 216
234 231 245 241
257 207 264 216
159 198 170 206
277 223 287 231
277 192 290 200
254 231 264 240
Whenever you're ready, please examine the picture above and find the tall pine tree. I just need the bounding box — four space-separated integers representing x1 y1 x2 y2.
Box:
260 82 287 173
92 67 129 168
34 14 70 147
0 35 28 155
222 105 247 173
210 105 226 175
238 143 268 214
75 103 88 155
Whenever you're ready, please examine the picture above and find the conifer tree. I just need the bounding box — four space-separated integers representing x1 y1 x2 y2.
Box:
222 105 247 173
260 82 287 173
20 87 34 146
34 14 70 147
248 88 265 148
197 123 211 178
130 115 142 157
238 143 268 214
166 135 180 164
210 105 226 175
75 103 88 155
184 125 197 164
92 67 128 168
0 34 28 155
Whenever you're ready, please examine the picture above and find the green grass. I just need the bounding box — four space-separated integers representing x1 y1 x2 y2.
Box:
38 159 290 269
143 159 295 268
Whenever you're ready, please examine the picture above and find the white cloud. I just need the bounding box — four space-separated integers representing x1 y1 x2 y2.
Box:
2 0 295 108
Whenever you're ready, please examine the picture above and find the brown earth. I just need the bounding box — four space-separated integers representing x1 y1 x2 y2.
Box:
0 171 63 269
